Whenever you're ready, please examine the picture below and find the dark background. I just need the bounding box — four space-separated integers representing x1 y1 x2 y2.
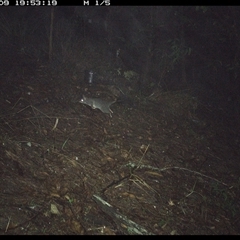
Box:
0 6 239 125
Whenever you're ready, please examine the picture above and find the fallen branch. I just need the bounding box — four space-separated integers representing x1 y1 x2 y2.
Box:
92 194 154 235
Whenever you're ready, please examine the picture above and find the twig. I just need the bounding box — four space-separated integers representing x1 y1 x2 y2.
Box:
31 105 51 118
16 105 31 114
62 137 69 150
136 144 150 169
5 216 11 233
161 166 229 186
11 97 23 110
51 118 59 131
124 163 229 187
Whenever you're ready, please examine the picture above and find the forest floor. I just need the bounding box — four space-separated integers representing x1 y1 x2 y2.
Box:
0 56 239 235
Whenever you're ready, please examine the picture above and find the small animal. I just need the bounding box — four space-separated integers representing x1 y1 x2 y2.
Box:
80 95 116 116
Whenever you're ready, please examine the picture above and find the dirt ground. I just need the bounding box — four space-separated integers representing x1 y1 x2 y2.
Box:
0 57 240 235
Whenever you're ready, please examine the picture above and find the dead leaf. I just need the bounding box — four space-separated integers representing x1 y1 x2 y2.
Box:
122 192 136 199
168 199 175 206
50 193 61 198
51 203 60 215
103 128 108 134
170 230 177 235
71 220 85 234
